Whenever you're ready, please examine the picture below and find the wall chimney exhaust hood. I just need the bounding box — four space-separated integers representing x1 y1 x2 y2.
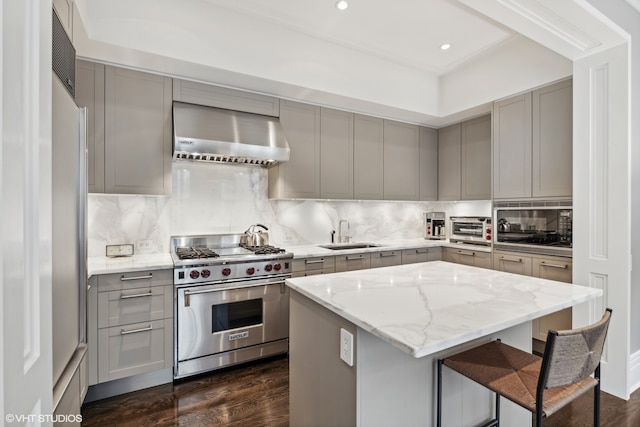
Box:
173 101 290 168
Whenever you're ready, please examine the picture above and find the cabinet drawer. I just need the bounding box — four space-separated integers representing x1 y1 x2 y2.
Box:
493 252 533 276
293 256 335 273
444 248 492 269
291 268 336 278
335 253 371 272
370 250 402 268
97 269 173 292
98 318 173 383
98 285 173 328
401 247 441 264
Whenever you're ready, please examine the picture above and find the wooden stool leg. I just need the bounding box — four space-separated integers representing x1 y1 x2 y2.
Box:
595 364 601 427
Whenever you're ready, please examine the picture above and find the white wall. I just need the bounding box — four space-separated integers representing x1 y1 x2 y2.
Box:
87 162 490 257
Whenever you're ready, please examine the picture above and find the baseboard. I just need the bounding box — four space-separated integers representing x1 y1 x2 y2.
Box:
630 349 640 393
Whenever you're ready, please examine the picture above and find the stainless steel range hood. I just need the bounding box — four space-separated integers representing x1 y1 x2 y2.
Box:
173 101 290 168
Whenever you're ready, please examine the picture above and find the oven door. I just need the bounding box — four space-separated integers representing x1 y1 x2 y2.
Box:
176 280 289 363
450 218 488 243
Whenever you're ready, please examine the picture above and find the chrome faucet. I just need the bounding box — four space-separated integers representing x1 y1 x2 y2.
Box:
338 220 350 243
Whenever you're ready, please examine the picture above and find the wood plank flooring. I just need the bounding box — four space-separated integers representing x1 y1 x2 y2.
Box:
82 354 640 426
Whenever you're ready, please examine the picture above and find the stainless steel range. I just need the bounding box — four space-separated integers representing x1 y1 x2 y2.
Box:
171 232 292 379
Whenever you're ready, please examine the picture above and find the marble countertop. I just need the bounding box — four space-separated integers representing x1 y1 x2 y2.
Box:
285 261 601 358
282 238 491 258
88 253 173 277
87 238 490 277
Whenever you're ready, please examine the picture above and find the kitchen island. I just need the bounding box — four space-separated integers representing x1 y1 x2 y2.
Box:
286 261 602 427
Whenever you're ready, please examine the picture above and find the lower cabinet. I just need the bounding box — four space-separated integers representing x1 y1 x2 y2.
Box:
493 250 572 341
443 247 492 269
88 269 174 385
292 256 336 277
401 247 442 264
370 250 402 268
336 253 372 272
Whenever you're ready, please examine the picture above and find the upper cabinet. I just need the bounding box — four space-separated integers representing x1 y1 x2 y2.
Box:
532 79 573 198
354 114 384 200
383 120 420 201
172 79 279 117
76 60 105 193
493 79 572 200
269 100 321 199
320 108 354 199
77 61 173 195
419 127 438 201
438 115 491 201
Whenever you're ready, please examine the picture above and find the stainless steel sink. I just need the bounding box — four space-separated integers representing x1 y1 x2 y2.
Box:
318 243 381 250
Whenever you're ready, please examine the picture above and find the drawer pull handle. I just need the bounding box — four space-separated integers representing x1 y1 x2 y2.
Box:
458 251 475 256
120 273 153 281
346 255 363 261
540 262 568 269
120 290 153 299
415 249 429 254
305 259 325 265
120 324 153 335
379 252 396 257
500 256 522 263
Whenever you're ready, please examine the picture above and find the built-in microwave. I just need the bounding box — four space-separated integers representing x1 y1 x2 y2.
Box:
493 201 572 256
450 216 492 246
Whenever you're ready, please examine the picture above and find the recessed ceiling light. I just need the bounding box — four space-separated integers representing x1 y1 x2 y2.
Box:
335 0 349 11
440 43 451 51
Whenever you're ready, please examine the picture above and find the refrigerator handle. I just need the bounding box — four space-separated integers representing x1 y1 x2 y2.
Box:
78 107 88 344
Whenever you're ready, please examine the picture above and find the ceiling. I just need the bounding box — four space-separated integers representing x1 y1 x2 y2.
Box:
73 0 625 126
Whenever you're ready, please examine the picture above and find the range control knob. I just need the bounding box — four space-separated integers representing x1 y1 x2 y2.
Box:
190 270 200 279
274 263 282 271
265 264 273 272
222 268 231 276
486 235 492 240
201 269 211 278
246 267 255 275
486 228 492 234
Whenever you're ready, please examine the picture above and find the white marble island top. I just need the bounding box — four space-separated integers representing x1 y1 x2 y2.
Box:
285 261 601 358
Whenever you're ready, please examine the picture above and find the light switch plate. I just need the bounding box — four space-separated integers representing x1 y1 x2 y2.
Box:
106 244 134 257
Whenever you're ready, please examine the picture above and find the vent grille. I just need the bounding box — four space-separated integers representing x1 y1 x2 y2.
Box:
173 151 278 168
52 9 75 97
493 200 572 208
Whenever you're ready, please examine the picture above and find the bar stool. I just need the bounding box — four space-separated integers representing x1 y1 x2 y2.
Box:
437 308 612 427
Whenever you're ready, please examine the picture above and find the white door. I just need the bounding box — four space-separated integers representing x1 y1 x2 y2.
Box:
1 0 54 422
573 43 630 399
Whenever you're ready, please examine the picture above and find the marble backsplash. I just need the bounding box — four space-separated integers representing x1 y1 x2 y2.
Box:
87 162 491 257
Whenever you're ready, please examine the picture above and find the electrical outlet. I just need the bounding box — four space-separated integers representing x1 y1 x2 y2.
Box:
137 240 154 251
340 328 354 366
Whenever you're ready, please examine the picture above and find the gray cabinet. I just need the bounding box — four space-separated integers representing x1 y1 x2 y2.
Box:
401 247 442 264
88 269 174 384
354 114 384 200
493 250 572 342
335 253 372 272
461 116 491 200
493 93 532 199
437 123 461 200
493 79 572 200
438 115 491 201
419 127 438 201
76 60 105 193
269 100 321 198
532 79 573 198
443 247 492 269
77 62 173 195
320 108 354 199
172 78 279 116
370 250 402 269
383 120 420 200
104 66 172 195
292 256 336 277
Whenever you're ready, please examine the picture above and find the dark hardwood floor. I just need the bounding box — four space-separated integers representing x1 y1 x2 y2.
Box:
82 354 640 426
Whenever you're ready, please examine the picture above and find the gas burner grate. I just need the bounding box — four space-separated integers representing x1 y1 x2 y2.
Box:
176 246 220 260
240 244 286 255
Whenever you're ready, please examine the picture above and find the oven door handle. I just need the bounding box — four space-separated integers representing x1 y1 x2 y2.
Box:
182 281 288 306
